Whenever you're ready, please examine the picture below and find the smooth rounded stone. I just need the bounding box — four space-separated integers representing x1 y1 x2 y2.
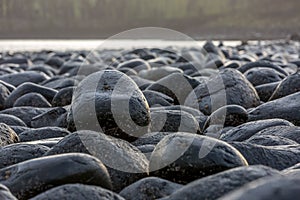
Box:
31 184 125 200
185 68 260 115
238 61 288 76
220 119 293 142
0 57 29 65
204 105 248 133
51 86 74 107
218 175 300 200
149 132 248 184
0 184 17 200
244 67 284 86
150 110 200 134
42 77 79 90
68 70 150 141
0 80 15 92
0 123 19 147
23 137 63 148
0 114 26 126
143 90 173 107
230 142 300 170
269 72 300 100
0 84 10 110
58 61 83 75
44 130 149 192
13 92 52 108
250 125 300 143
117 58 151 73
248 92 300 125
245 135 298 146
131 132 174 146
0 71 49 87
119 177 182 200
118 67 138 76
31 107 67 128
29 65 57 77
161 165 280 200
130 75 154 90
10 126 31 135
0 143 49 168
5 82 57 108
19 127 70 142
255 82 280 102
0 153 112 200
0 107 51 127
139 67 183 81
146 73 202 104
45 56 64 68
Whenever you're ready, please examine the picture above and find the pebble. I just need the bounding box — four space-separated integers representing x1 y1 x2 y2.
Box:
119 177 182 200
218 174 300 200
0 143 49 168
149 132 248 184
161 165 280 200
0 153 112 200
248 91 300 125
31 184 125 200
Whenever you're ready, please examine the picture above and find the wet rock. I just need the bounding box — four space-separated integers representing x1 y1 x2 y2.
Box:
0 153 112 200
5 82 57 108
45 56 64 68
248 92 300 125
143 90 173 107
68 70 150 141
120 177 182 200
31 107 67 128
0 114 27 126
244 67 284 86
230 142 300 170
31 184 125 200
51 86 74 107
44 130 149 192
0 107 51 127
161 165 280 200
238 61 288 76
255 82 279 102
150 110 200 134
19 127 70 142
249 125 300 143
0 123 19 147
149 132 248 184
42 77 79 90
117 58 151 73
13 92 52 108
185 68 260 115
139 66 183 81
0 84 10 110
0 184 17 200
204 105 248 133
218 174 300 200
220 119 293 142
0 71 49 87
245 135 298 146
0 143 49 168
269 72 300 100
147 73 201 104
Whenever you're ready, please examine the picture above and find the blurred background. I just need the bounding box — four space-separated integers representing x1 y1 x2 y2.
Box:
0 0 299 40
